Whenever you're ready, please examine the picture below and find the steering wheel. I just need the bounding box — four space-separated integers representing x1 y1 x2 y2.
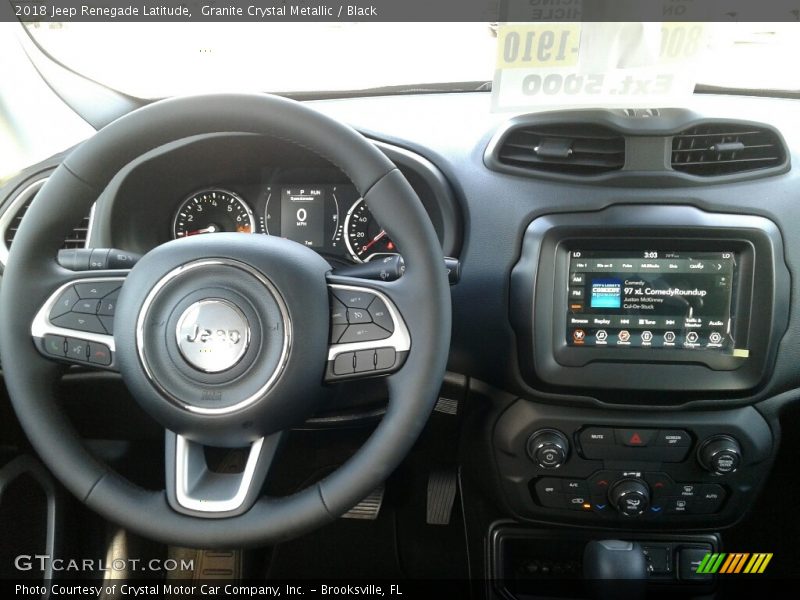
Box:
0 94 451 547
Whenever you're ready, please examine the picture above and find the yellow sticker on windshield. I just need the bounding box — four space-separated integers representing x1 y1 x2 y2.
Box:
496 24 582 69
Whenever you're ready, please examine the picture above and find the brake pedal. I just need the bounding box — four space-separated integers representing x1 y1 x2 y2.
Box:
342 484 385 520
427 470 458 525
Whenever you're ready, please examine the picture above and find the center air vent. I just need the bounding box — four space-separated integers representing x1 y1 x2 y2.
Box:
671 123 786 177
0 178 92 266
495 124 625 176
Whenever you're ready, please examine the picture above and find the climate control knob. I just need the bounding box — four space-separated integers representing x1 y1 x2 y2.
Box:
698 435 741 475
527 429 569 469
609 479 650 516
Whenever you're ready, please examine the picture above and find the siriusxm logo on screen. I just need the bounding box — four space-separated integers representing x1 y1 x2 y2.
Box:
590 278 622 309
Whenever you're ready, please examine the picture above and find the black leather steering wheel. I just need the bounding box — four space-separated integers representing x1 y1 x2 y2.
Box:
0 94 451 547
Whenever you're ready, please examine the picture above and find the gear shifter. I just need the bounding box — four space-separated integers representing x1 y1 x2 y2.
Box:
583 540 648 600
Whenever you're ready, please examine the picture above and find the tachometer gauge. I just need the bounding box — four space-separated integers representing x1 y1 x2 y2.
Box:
173 189 255 239
344 198 397 263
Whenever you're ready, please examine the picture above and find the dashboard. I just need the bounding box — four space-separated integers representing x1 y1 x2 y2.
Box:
3 90 800 578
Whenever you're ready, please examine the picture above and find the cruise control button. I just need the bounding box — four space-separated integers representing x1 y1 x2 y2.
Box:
354 350 377 373
66 337 88 361
43 335 66 357
332 352 355 375
87 342 112 366
49 287 80 320
334 290 375 309
347 308 372 324
97 291 119 317
329 296 348 326
615 428 656 447
368 297 394 333
339 324 391 344
51 313 106 334
656 429 691 447
73 299 101 314
74 282 121 299
375 347 397 370
330 323 347 344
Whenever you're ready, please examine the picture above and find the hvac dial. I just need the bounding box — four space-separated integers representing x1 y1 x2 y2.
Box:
344 198 397 263
173 189 255 239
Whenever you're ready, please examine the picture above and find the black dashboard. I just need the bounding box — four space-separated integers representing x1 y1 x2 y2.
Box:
2 91 800 577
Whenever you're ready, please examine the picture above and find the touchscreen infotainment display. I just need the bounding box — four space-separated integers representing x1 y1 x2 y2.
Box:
566 250 737 351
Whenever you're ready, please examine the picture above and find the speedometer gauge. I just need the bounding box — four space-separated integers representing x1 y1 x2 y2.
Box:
173 189 255 239
344 198 397 263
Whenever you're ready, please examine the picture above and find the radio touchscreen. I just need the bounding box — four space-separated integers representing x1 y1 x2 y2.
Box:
566 250 737 352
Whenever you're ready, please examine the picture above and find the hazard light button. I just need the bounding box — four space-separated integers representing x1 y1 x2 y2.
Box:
615 428 656 447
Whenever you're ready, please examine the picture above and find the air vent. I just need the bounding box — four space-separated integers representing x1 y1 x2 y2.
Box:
1 178 91 265
496 124 625 176
671 123 786 176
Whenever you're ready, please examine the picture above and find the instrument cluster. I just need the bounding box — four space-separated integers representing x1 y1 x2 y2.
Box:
172 183 396 264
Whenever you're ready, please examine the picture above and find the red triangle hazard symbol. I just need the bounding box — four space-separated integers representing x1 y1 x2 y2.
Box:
629 432 642 444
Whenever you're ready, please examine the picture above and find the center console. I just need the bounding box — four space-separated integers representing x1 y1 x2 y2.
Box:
496 205 788 529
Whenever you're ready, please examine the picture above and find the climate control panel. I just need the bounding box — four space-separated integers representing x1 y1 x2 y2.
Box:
492 401 774 527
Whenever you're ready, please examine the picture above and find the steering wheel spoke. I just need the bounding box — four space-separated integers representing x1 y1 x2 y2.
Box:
165 430 283 518
324 276 410 382
31 272 128 371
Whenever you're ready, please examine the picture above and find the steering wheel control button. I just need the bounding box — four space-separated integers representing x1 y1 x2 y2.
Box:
339 323 391 344
610 479 650 516
75 281 121 299
51 312 106 334
66 337 89 361
49 286 80 320
73 299 101 314
527 429 569 469
347 308 372 324
99 316 115 334
98 291 119 317
333 352 356 375
334 289 374 309
368 297 394 333
355 349 377 373
43 334 67 357
375 347 397 370
87 341 112 366
176 299 250 373
698 435 742 475
330 323 347 344
330 296 348 325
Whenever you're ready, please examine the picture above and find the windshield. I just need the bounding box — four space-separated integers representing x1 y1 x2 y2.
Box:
24 22 800 98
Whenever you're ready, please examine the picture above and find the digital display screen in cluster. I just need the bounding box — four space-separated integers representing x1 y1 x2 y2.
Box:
566 250 737 351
